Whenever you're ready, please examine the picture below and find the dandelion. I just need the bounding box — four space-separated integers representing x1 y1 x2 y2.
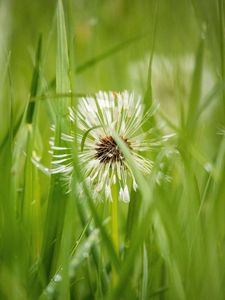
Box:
39 90 164 276
50 91 155 202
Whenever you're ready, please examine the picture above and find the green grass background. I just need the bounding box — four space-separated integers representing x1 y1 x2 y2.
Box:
0 0 225 299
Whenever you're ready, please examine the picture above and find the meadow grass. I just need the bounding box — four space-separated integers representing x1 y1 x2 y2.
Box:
0 0 225 299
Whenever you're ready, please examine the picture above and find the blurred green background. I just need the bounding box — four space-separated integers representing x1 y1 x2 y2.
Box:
1 0 224 138
0 0 225 299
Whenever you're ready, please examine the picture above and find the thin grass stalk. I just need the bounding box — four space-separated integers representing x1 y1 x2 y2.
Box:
111 182 119 285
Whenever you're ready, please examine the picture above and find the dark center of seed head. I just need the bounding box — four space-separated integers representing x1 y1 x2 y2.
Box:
95 135 131 164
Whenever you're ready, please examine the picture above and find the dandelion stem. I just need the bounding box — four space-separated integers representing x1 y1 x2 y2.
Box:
111 182 119 284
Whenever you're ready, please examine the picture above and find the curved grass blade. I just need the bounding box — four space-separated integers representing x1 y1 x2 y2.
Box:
81 125 101 152
76 32 150 74
186 37 204 133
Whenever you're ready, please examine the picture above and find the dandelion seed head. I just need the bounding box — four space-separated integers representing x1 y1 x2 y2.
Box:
49 91 159 202
94 135 132 164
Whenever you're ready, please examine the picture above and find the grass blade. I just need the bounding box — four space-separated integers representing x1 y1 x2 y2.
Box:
186 37 204 133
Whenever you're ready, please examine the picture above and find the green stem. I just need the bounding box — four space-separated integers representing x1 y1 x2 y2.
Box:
111 182 119 284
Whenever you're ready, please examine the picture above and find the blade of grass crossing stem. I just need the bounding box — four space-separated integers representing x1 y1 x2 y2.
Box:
105 134 155 299
112 132 150 199
108 134 182 300
40 0 71 288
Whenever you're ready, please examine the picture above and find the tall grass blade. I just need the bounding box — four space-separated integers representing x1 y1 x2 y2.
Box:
40 0 71 291
186 37 204 133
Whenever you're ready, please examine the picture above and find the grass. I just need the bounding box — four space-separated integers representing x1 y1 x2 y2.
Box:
0 0 225 299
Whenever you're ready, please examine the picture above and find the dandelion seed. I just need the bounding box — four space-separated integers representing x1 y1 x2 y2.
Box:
50 91 157 202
